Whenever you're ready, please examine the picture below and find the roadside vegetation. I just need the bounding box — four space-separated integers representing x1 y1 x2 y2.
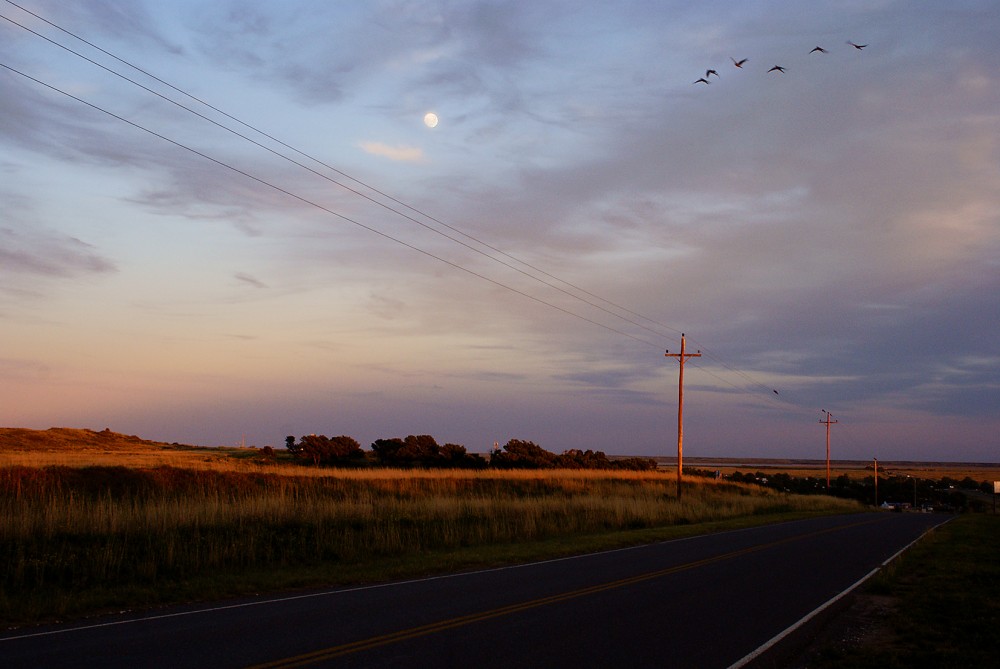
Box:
5 426 994 637
799 513 1000 668
0 443 860 625
724 468 996 512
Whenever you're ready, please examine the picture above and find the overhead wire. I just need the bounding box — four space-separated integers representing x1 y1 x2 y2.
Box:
0 7 699 353
1 0 678 342
0 62 661 348
1 1 807 411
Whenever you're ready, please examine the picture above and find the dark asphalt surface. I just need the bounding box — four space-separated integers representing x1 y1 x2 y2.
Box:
0 512 947 669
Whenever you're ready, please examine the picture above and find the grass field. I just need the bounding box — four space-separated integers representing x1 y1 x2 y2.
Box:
0 428 867 626
0 427 255 470
3 423 996 660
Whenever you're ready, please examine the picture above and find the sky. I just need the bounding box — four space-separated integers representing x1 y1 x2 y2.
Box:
2 1 998 462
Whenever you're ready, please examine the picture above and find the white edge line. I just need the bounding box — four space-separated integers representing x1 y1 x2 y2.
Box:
725 516 952 669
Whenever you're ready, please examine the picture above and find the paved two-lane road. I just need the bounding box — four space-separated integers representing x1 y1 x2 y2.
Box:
1 513 947 668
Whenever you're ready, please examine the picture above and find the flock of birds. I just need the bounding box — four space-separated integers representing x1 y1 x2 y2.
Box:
693 41 867 84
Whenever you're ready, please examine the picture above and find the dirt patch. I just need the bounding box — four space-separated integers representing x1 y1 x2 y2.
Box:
781 592 900 668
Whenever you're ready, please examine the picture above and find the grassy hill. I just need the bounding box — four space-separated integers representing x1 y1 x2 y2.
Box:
0 427 189 451
0 427 241 470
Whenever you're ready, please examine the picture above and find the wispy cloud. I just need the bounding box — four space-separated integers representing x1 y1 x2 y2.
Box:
359 141 424 163
234 273 268 289
0 228 116 280
29 0 183 53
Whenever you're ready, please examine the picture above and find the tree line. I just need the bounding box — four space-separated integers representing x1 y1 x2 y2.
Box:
725 469 995 511
280 434 657 471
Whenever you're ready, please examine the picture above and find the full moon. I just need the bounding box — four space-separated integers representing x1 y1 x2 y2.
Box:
423 112 439 128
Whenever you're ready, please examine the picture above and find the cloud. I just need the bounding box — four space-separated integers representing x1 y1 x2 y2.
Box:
366 292 406 320
359 141 424 163
234 273 268 289
24 0 183 54
555 367 655 391
0 358 50 380
3 1 999 459
0 227 116 280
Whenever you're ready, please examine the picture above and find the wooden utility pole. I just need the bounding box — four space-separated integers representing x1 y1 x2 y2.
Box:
819 410 838 490
873 458 879 508
665 334 701 499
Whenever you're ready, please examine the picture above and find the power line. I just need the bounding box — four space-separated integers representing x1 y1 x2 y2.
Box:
0 61 660 348
1 2 807 410
1 1 681 342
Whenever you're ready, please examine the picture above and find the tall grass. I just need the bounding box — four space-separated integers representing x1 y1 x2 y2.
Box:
0 465 858 623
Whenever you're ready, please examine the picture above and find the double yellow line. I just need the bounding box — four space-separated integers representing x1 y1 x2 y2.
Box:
249 516 884 668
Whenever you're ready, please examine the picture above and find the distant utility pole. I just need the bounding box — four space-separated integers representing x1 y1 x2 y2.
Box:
665 333 701 499
873 458 879 507
819 410 838 490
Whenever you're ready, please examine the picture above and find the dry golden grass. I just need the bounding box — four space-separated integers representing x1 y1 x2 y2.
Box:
0 428 864 623
0 426 187 450
0 448 255 470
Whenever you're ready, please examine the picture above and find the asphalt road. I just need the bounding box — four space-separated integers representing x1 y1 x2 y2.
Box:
0 512 947 669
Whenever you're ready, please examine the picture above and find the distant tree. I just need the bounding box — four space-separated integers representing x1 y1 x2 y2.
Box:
768 472 794 492
372 435 485 468
399 435 441 465
611 457 658 471
440 442 467 461
440 443 487 469
557 449 613 469
329 435 364 461
285 435 299 455
256 445 276 464
371 438 406 465
728 471 759 485
298 434 332 466
291 434 363 466
490 439 558 469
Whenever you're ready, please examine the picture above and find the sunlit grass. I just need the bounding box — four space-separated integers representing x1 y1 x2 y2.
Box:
0 447 254 470
0 464 860 624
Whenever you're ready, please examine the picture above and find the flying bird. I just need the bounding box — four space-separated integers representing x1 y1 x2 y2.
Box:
731 57 748 68
847 41 867 50
693 77 711 84
706 69 719 78
810 46 828 53
768 65 786 73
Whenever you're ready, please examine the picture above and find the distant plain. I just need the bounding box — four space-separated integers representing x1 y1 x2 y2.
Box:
2 427 997 482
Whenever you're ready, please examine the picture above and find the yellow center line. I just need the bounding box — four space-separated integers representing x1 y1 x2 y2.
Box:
247 516 886 668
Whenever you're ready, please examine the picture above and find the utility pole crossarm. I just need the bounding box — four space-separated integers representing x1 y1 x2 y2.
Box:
665 334 701 499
